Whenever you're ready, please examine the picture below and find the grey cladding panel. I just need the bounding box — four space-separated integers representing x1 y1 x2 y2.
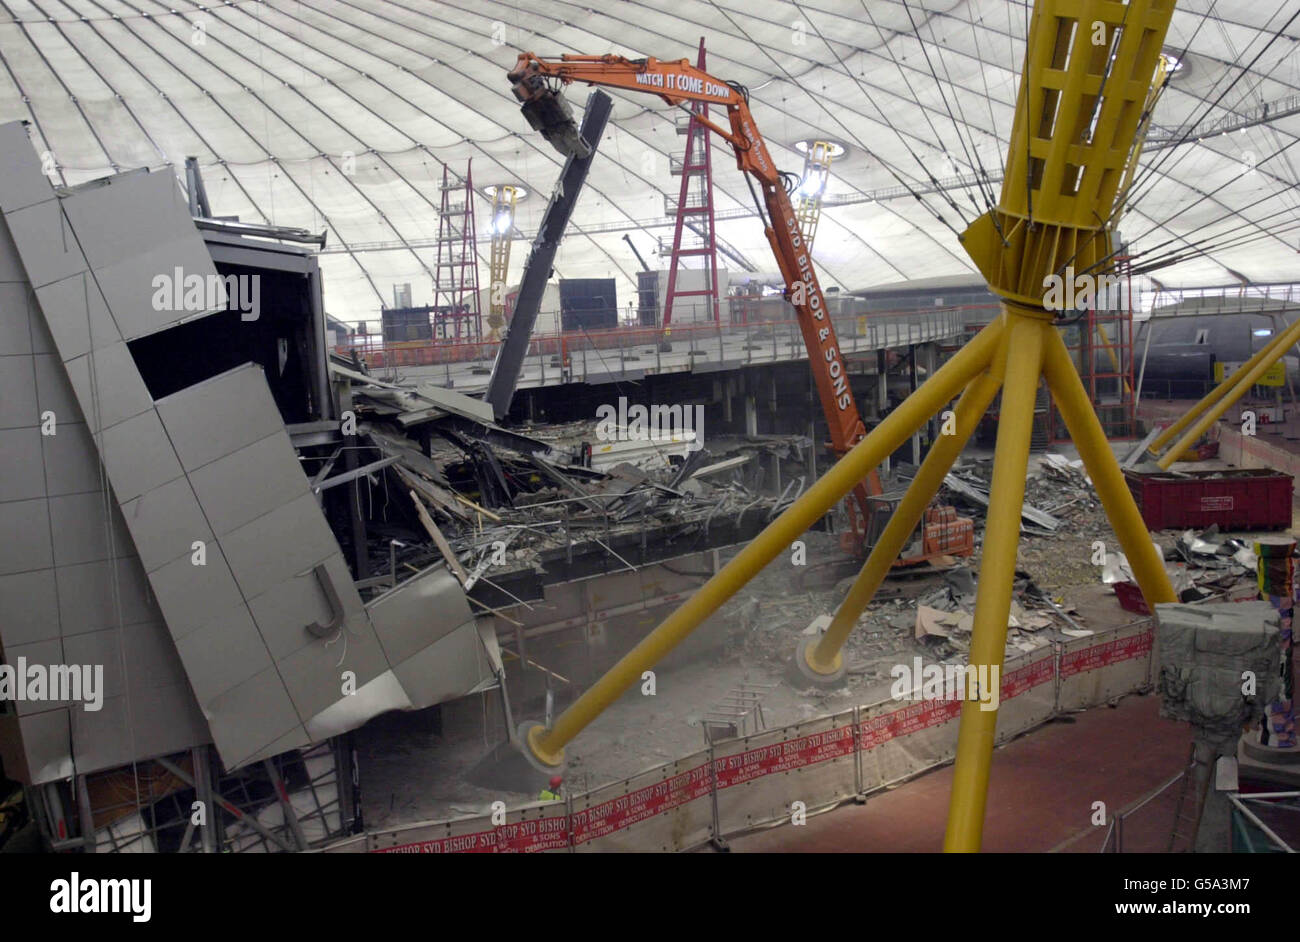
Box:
391 622 486 709
173 605 273 705
187 434 311 537
0 353 38 428
0 568 59 646
40 421 103 497
148 551 247 641
0 123 55 215
17 710 72 785
4 199 86 289
98 409 183 503
31 353 80 421
120 475 212 574
279 627 387 723
0 426 47 502
0 283 35 354
60 171 183 273
156 365 287 472
48 491 128 568
93 240 223 342
0 498 51 575
204 666 306 769
368 565 474 666
0 218 24 284
246 553 363 661
220 493 340 601
57 557 157 636
34 272 119 361
63 344 152 433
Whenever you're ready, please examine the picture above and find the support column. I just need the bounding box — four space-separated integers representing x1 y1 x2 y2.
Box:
1042 329 1176 609
944 312 1044 852
522 318 1005 769
193 745 217 853
798 354 1006 683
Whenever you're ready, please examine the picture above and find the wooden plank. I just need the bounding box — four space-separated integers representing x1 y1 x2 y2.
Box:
408 489 469 585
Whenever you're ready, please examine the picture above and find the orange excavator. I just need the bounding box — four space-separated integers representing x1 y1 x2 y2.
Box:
507 52 972 564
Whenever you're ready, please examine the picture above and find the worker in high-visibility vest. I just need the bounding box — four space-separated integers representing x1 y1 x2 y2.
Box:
538 775 563 802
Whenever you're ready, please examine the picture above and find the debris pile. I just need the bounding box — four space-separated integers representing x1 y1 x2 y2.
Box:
331 359 812 605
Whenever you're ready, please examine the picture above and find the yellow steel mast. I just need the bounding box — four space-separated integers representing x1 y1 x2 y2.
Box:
514 0 1182 854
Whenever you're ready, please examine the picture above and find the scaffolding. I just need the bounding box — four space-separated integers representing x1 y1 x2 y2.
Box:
794 141 835 253
661 37 721 327
1050 258 1137 441
433 160 483 343
487 184 520 342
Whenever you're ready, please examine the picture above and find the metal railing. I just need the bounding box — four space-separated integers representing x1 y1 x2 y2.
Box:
1097 767 1186 853
333 306 971 388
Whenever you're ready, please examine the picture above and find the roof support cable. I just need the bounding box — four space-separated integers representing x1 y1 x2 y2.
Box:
719 0 969 241
1127 0 1297 209
901 0 999 213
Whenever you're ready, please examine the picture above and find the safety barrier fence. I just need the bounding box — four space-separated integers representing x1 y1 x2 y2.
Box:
323 618 1154 853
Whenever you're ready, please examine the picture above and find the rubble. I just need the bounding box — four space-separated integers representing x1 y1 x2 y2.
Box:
331 359 815 605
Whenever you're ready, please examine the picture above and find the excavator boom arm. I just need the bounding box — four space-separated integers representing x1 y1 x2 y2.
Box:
508 52 879 535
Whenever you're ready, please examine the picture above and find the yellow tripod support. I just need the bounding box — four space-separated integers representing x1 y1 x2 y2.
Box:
517 0 1180 853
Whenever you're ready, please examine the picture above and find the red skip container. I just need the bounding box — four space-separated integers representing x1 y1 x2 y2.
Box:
1123 468 1293 531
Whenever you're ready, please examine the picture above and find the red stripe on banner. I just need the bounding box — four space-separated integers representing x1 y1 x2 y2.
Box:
571 761 713 845
713 725 856 789
1001 653 1056 700
858 651 1055 749
495 816 571 853
375 829 498 853
1059 629 1152 679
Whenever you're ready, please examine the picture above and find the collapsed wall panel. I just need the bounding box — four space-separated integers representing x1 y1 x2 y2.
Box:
0 155 209 784
0 122 494 776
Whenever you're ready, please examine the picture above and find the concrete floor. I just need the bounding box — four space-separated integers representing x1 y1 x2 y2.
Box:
723 693 1191 852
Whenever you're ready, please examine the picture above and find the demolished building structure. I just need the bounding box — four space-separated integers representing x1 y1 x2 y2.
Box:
0 122 806 851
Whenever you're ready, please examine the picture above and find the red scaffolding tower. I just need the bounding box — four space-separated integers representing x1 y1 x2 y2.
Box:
433 160 482 342
1048 257 1137 442
660 37 721 327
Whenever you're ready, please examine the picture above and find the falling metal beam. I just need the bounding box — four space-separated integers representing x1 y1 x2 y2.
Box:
484 90 613 419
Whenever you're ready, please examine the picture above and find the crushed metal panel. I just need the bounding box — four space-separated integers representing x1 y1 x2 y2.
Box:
366 564 474 666
390 621 491 708
1 130 491 773
306 670 413 742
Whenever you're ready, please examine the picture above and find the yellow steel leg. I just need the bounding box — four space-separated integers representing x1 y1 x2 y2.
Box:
1042 329 1176 611
1147 318 1300 455
1157 315 1300 470
803 359 1006 678
524 319 1007 767
943 310 1044 853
